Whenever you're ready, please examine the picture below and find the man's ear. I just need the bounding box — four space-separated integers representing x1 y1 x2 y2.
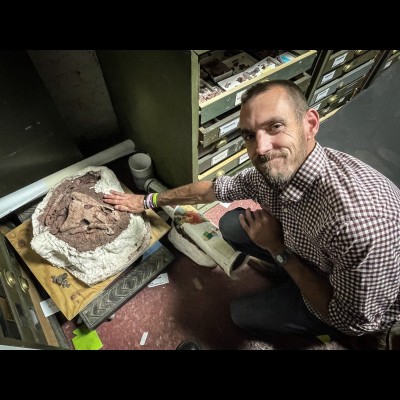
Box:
304 108 320 140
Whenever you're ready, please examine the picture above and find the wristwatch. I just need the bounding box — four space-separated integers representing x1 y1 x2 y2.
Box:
273 247 293 267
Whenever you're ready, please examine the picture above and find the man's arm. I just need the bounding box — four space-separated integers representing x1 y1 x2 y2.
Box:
239 207 333 319
103 181 217 213
274 252 333 319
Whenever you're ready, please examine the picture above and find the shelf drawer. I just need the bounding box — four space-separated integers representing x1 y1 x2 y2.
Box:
310 58 375 105
199 109 240 148
199 50 317 124
316 50 379 88
198 135 245 174
293 72 312 93
0 233 46 344
198 148 250 182
317 89 356 117
225 158 252 177
321 50 358 74
312 76 365 111
379 51 400 74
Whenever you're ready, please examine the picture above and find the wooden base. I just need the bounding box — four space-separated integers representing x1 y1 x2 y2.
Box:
6 208 170 321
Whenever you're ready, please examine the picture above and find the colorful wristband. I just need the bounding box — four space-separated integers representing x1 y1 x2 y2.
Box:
152 193 159 208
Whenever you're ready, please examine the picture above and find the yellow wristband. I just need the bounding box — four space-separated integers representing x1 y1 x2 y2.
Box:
152 192 159 208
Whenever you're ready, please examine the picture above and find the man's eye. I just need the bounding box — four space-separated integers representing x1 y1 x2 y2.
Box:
271 123 283 131
242 133 255 141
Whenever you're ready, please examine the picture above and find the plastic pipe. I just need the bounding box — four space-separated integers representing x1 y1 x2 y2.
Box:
0 139 135 219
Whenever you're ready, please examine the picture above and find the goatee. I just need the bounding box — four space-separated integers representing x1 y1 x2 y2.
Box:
255 153 291 190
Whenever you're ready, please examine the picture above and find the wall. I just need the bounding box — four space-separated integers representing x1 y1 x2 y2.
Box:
317 60 400 188
0 51 83 197
27 50 122 156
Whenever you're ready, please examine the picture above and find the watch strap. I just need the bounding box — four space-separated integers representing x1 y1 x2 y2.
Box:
273 247 293 266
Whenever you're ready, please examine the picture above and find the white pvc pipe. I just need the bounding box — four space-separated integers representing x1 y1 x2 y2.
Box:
0 139 135 219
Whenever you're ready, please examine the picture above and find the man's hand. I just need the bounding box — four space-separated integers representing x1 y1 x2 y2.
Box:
103 190 145 213
239 206 284 253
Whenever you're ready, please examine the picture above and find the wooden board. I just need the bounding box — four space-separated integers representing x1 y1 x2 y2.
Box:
6 209 170 321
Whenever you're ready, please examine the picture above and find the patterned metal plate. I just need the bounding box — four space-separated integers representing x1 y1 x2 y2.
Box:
79 241 174 330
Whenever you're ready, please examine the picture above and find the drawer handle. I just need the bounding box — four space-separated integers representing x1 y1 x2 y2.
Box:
320 107 331 116
355 50 364 56
215 138 228 150
19 276 30 293
342 63 353 73
328 95 338 103
4 270 16 287
215 170 225 178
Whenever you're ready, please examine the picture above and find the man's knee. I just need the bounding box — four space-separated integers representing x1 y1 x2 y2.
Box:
219 207 246 243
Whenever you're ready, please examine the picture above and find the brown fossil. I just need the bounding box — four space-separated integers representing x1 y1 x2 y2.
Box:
38 172 131 252
60 192 119 235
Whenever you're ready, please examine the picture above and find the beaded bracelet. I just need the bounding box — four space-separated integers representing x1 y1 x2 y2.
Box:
143 196 148 210
147 193 154 209
143 193 159 210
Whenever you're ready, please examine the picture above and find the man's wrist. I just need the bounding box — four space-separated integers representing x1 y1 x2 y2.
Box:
272 246 293 267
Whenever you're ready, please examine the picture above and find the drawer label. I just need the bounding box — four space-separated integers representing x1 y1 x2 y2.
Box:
332 52 348 68
338 96 345 103
315 87 330 102
235 89 246 106
219 117 239 136
321 70 335 84
313 103 321 111
239 153 249 164
211 149 229 166
384 60 393 70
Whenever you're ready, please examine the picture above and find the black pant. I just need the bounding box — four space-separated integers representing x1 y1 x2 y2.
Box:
219 207 341 338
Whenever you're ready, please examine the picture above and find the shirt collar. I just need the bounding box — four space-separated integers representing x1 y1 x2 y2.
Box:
281 142 326 203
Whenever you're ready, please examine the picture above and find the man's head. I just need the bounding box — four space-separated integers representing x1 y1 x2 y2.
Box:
240 80 319 189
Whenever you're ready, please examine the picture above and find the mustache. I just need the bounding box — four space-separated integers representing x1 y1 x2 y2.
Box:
258 151 286 162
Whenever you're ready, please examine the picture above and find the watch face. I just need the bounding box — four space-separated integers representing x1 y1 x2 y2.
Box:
275 248 292 266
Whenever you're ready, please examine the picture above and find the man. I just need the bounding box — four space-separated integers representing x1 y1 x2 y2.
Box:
103 80 400 343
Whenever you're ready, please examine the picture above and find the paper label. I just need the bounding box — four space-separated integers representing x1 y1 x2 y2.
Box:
40 298 60 317
235 89 246 106
219 118 239 136
332 52 348 68
316 87 330 102
29 308 39 325
148 272 169 288
384 60 393 70
321 70 335 84
338 96 345 103
313 103 321 111
239 153 249 164
211 149 229 166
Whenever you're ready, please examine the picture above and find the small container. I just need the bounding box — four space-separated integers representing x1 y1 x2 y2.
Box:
201 55 233 83
128 153 154 190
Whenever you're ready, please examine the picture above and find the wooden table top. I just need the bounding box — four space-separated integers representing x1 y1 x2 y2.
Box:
6 205 170 321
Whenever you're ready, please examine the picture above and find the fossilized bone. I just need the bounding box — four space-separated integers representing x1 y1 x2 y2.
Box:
60 192 120 235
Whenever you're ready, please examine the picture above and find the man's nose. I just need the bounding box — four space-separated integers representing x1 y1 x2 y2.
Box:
255 132 273 155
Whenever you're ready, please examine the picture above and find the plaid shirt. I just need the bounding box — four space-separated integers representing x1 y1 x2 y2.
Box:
214 142 400 335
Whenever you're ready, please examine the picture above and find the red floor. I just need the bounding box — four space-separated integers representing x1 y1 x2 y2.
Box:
58 199 349 350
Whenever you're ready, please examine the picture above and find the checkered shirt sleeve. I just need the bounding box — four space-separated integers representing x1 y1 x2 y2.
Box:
325 217 400 334
214 143 400 335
